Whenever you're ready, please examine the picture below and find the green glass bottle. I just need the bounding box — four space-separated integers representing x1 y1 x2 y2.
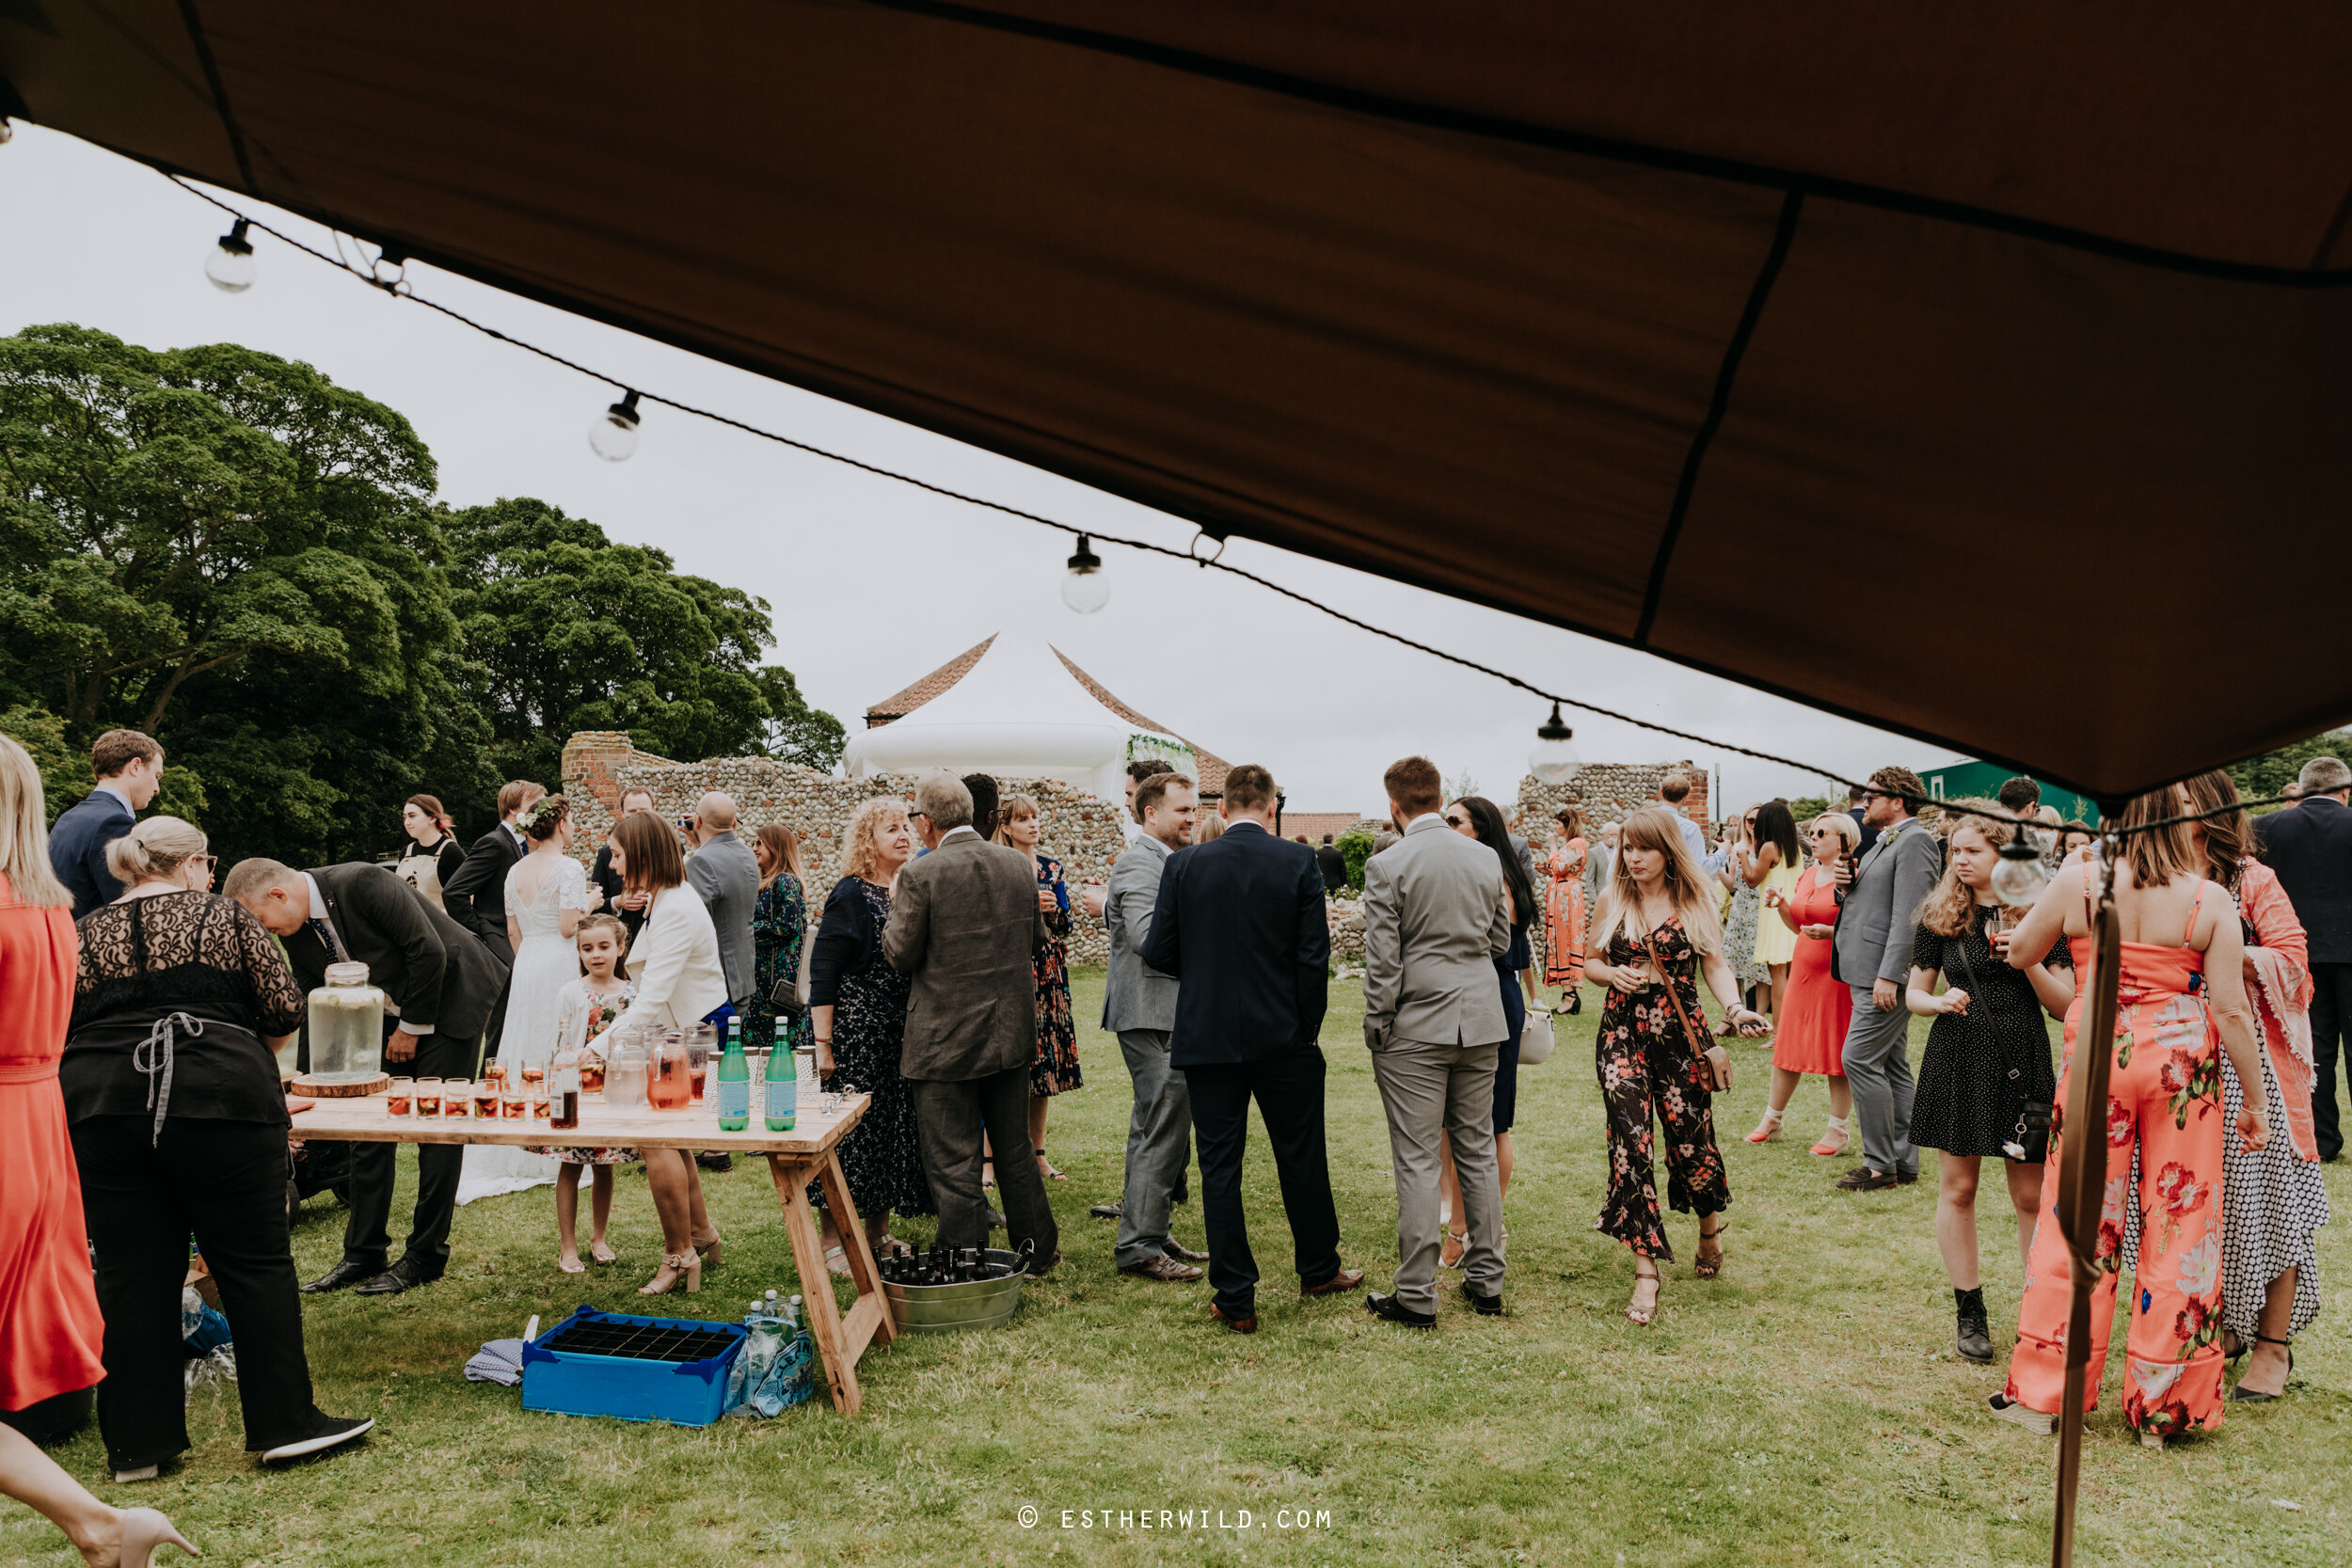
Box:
715 1027 750 1132
764 1024 796 1132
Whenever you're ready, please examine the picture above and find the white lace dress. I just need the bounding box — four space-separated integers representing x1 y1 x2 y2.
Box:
455 853 586 1205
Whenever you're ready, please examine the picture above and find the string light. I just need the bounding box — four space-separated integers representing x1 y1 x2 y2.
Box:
1991 830 2053 907
589 390 641 461
1529 703 1580 784
147 176 2296 844
204 219 255 293
1060 534 1108 613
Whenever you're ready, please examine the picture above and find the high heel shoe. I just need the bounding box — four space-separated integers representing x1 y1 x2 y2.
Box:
638 1249 702 1295
1693 1223 1725 1280
113 1506 198 1567
1439 1228 1467 1269
1627 1266 1661 1326
1745 1107 1784 1144
1809 1115 1851 1157
2229 1335 2295 1402
691 1232 723 1273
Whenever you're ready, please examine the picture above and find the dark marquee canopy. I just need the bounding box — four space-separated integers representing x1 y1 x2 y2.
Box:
6 3 2348 801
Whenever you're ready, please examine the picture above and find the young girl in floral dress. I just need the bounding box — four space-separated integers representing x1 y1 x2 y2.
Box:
532 914 639 1273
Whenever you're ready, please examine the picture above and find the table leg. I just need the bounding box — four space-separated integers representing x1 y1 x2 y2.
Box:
766 1151 894 1416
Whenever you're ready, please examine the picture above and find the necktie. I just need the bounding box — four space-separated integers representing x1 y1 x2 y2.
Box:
308 916 345 962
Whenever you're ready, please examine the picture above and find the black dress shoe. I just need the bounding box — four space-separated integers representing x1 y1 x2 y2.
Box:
1163 1240 1210 1263
1896 1168 1920 1185
1172 1180 1189 1205
694 1152 735 1172
354 1258 439 1296
1835 1165 1900 1192
301 1259 382 1295
1459 1281 1502 1317
1365 1291 1436 1329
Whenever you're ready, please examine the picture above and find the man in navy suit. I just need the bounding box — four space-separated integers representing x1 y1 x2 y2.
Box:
2255 755 2352 1160
47 729 166 919
1142 764 1361 1333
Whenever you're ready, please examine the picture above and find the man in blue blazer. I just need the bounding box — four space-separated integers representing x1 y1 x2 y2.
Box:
47 729 166 919
1143 764 1361 1332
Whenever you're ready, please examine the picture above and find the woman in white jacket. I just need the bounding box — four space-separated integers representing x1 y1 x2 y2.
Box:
591 814 730 1295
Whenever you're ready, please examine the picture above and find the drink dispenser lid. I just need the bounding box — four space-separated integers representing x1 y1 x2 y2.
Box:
325 961 372 986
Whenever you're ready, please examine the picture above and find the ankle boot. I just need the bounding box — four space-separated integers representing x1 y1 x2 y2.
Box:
1954 1287 1993 1364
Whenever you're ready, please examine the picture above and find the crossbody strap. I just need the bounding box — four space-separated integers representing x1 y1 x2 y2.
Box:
1640 927 1715 1062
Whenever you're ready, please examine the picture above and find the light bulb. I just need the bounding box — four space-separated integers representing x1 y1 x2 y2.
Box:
1529 703 1579 784
1060 533 1108 613
205 219 255 293
589 390 641 461
1991 838 2051 907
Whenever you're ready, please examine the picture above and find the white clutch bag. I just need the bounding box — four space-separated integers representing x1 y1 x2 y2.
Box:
1518 1007 1556 1066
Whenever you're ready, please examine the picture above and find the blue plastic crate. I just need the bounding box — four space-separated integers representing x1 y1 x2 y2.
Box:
520 1307 746 1427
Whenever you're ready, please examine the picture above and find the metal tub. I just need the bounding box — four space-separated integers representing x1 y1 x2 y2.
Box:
882 1248 1027 1334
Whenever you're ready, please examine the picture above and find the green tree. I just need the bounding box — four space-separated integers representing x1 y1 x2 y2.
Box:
440 498 842 786
0 324 475 863
2228 728 2352 814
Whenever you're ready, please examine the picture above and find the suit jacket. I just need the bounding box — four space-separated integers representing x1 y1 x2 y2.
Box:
1314 843 1349 894
686 830 761 1002
441 823 525 962
1140 819 1329 1068
287 863 510 1041
882 830 1049 1082
1848 807 1881 862
49 789 135 921
1832 816 1942 985
588 842 646 947
1361 815 1514 1048
1103 834 1180 1033
590 882 728 1051
2255 796 2352 964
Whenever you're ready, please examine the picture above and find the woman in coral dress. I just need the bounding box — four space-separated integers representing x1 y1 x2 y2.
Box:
1991 789 2270 1448
1746 814 1857 1154
0 738 104 1444
1542 806 1590 1009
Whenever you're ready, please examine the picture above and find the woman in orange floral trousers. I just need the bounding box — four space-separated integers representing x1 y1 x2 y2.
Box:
1991 790 2270 1447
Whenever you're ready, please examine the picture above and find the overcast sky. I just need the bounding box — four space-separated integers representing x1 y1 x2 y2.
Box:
1 125 1962 819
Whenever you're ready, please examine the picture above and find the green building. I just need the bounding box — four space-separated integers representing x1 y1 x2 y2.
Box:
1918 760 2100 825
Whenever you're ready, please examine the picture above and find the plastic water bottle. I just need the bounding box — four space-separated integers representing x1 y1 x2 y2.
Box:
715 1028 750 1132
764 1033 796 1132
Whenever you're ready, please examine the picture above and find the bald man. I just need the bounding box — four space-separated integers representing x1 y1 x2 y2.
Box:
687 792 762 1016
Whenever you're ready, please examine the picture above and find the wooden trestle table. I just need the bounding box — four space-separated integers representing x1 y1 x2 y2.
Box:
288 1087 897 1414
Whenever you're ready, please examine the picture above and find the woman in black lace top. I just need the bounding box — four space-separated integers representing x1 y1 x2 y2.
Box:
64 817 372 1480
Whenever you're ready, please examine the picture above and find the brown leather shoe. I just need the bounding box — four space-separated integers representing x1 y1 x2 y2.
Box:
1120 1254 1204 1283
1210 1303 1257 1335
1301 1267 1365 1298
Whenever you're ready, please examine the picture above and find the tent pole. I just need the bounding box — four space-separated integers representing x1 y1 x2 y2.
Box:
2049 858 2122 1568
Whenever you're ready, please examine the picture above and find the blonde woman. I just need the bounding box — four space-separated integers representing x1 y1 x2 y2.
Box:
1584 808 1770 1324
1749 814 1859 1153
66 816 372 1474
1903 803 2073 1364
0 736 208 1559
808 798 930 1271
1191 812 1227 846
994 795 1079 1180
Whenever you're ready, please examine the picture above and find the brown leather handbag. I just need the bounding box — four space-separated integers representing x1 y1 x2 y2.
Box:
1642 930 1735 1093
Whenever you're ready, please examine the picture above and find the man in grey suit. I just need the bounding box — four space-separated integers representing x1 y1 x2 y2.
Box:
883 773 1059 1267
686 791 761 1008
1359 756 1513 1327
1104 771 1205 1283
1831 765 1943 1192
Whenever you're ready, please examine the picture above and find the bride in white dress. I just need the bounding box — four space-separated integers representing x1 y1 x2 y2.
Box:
456 794 600 1204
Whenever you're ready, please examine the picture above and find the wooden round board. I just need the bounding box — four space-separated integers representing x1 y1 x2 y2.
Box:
290 1071 391 1099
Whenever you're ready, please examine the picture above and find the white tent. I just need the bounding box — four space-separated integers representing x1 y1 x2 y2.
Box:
842 634 1188 801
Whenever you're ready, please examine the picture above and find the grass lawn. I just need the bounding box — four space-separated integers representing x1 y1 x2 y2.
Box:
12 967 2347 1566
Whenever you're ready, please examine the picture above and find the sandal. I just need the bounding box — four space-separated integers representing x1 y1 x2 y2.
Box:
1694 1222 1725 1280
1745 1107 1784 1144
558 1254 585 1275
1627 1265 1661 1326
824 1244 852 1278
1037 1149 1068 1181
590 1240 618 1265
1809 1116 1851 1157
1439 1229 1467 1269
